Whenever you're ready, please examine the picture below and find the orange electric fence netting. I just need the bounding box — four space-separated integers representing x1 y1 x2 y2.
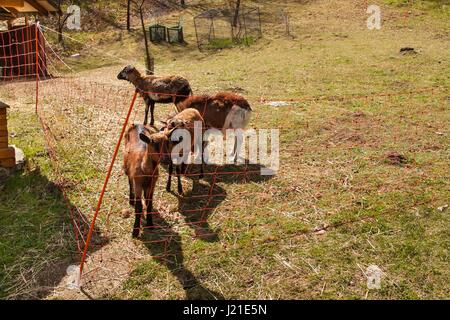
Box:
1 19 447 294
1 23 264 290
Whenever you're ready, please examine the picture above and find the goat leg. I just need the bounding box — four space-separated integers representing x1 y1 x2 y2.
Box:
143 100 150 125
233 133 244 163
199 141 207 179
150 101 155 126
176 165 183 194
145 190 153 228
128 178 135 206
166 161 173 192
132 199 142 238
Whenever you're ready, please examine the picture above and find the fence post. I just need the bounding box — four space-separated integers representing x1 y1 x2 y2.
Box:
78 91 138 279
35 22 39 114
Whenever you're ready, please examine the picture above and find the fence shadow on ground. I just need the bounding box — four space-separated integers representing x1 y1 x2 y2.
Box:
175 176 226 243
141 213 225 300
161 161 275 241
133 160 275 299
202 161 276 185
0 166 104 299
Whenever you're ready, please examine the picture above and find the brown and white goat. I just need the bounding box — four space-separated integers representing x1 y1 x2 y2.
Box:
152 108 205 194
117 65 192 126
123 123 163 238
176 92 252 160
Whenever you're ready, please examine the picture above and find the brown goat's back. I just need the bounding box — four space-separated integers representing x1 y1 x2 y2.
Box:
176 92 252 130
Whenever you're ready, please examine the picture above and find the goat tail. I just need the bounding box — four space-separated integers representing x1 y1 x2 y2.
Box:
224 105 252 130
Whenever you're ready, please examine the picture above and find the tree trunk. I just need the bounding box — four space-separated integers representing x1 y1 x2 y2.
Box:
127 0 131 31
57 14 64 44
232 0 241 28
139 6 153 75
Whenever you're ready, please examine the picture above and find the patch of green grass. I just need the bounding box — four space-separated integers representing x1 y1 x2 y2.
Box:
0 112 74 299
205 38 234 49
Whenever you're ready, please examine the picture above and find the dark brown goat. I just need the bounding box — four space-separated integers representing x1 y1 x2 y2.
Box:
117 65 192 126
123 123 163 237
152 108 205 194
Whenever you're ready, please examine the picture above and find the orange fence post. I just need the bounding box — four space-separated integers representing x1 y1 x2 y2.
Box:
79 91 138 278
35 22 40 114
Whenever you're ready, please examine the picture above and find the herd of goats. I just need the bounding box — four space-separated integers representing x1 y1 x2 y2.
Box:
116 65 253 237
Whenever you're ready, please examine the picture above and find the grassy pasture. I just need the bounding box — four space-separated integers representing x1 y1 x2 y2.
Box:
0 0 448 299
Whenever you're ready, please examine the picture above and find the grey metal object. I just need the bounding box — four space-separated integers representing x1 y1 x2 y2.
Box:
149 24 166 42
167 25 184 44
193 6 262 50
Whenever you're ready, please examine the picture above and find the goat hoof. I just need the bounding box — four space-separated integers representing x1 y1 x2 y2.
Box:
199 173 204 179
132 229 140 238
166 186 171 192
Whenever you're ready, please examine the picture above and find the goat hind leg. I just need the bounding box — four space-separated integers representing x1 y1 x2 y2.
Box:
128 178 135 206
144 186 154 228
143 102 149 125
176 165 183 194
199 141 207 179
166 162 173 192
132 199 142 238
150 101 155 126
132 187 143 238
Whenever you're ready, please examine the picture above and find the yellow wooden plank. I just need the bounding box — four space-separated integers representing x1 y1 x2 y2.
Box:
0 158 15 168
2 1 25 7
0 147 15 159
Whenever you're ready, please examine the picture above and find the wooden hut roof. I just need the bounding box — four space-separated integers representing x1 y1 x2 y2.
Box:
0 101 10 108
0 0 60 20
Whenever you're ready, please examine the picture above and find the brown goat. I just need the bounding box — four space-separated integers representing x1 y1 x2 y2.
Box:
152 108 205 194
123 123 162 237
117 65 192 126
176 92 252 160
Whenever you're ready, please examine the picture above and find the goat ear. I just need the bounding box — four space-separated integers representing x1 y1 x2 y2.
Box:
169 119 177 128
154 120 166 131
139 133 151 144
212 100 224 110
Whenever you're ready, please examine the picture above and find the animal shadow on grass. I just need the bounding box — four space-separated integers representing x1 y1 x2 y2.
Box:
175 166 226 242
0 166 105 299
141 214 225 300
204 161 276 185
168 161 273 240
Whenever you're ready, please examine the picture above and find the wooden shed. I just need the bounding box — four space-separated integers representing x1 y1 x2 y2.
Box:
0 1 59 81
0 101 15 168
